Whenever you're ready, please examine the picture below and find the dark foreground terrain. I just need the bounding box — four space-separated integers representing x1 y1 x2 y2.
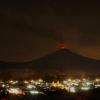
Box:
1 88 100 100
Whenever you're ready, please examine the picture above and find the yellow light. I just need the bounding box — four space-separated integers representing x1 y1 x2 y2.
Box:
2 84 6 88
95 78 100 82
9 80 18 84
38 79 43 83
64 86 69 91
24 80 29 84
30 80 35 83
63 80 67 84
51 81 64 89
9 80 13 83
67 78 72 82
8 88 23 95
82 78 86 81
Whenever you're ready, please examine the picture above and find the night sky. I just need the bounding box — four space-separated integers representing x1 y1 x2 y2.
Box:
0 0 100 62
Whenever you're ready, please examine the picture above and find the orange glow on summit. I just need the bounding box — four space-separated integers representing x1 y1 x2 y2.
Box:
57 42 65 49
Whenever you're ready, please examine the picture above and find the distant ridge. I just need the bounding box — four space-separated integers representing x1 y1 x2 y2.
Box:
0 48 99 79
33 49 100 73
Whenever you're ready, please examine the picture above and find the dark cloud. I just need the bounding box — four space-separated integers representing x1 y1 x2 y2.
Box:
0 0 100 62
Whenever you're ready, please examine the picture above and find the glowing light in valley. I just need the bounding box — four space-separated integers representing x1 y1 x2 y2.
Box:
0 78 99 96
24 80 29 84
81 87 91 91
70 87 76 93
29 90 39 95
95 84 100 88
27 84 36 89
2 84 6 88
95 78 100 82
8 88 23 95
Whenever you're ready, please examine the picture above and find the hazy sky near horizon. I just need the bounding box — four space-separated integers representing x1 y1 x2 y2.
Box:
0 0 100 62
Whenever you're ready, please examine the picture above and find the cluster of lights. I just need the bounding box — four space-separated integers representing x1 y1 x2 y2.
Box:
0 78 99 95
49 78 100 93
0 79 43 95
8 88 23 95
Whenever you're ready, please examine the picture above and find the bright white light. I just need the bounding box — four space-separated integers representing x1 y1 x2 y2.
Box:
95 84 100 88
86 82 93 86
27 84 36 89
70 87 76 93
2 84 6 87
81 87 90 91
29 90 39 95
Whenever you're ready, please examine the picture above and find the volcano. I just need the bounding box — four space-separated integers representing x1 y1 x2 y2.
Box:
0 49 100 79
33 49 100 73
